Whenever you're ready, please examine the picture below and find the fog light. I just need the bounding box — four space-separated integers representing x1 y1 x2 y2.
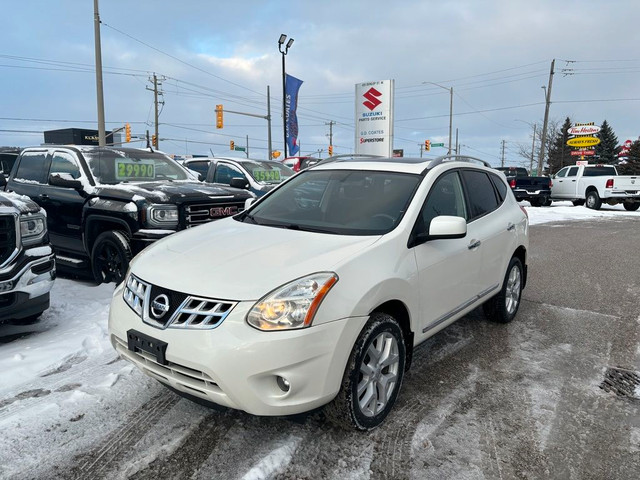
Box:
276 376 291 393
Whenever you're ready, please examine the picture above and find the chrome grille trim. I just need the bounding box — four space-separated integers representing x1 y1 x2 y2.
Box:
122 273 236 330
0 214 19 269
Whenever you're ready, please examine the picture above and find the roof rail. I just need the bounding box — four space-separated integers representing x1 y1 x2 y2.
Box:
428 154 492 169
315 153 385 165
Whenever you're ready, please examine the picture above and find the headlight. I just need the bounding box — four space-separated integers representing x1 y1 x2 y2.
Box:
247 272 338 331
146 204 179 228
20 214 46 246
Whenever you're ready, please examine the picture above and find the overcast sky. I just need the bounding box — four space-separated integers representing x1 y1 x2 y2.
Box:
2 0 639 166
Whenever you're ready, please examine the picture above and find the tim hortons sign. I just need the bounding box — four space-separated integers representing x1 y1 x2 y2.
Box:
568 125 601 136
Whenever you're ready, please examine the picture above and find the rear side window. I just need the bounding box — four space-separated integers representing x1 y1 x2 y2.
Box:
14 152 49 183
461 170 499 220
489 172 508 203
567 167 579 177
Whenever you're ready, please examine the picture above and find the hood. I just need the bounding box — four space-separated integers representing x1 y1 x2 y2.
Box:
95 181 253 204
131 218 380 300
0 191 41 214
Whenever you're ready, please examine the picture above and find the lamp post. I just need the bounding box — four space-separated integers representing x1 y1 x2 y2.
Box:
278 34 294 158
423 81 453 155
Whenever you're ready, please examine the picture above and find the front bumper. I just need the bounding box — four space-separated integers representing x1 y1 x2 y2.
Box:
0 248 56 321
108 284 367 416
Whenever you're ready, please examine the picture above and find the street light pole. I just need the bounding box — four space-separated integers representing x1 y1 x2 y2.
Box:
278 34 294 158
424 81 453 155
93 0 106 146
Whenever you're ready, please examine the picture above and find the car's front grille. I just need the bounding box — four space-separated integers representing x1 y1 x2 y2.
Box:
123 274 237 330
184 201 245 227
0 215 17 266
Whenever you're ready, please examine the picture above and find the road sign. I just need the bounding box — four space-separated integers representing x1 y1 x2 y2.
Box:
431 142 445 147
234 146 246 152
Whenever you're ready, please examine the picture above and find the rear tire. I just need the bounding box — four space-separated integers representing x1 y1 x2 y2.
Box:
623 202 640 211
91 231 132 285
325 312 406 431
585 190 602 210
529 198 541 207
483 257 523 324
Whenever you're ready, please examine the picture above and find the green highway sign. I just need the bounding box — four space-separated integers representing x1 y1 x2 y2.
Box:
431 142 445 147
234 146 246 152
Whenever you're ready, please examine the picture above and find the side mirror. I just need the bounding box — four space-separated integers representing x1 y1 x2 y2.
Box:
412 215 467 247
230 177 250 190
49 172 82 189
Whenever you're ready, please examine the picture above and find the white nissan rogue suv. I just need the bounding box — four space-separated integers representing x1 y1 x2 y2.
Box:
108 155 529 430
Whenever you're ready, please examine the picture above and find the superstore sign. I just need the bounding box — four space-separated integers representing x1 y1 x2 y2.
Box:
355 80 394 156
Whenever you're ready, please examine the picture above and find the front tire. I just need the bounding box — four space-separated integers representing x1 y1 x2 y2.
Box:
483 257 523 323
91 231 132 284
325 312 406 431
585 190 602 210
623 202 640 211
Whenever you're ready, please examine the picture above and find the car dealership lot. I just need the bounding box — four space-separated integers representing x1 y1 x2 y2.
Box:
0 203 638 479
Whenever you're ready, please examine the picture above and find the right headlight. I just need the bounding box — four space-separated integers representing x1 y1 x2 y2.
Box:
146 204 179 228
246 272 338 331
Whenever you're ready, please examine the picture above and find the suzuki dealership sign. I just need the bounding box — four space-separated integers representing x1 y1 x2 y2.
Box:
355 80 394 156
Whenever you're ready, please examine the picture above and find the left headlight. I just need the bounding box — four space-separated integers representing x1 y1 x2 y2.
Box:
247 272 338 331
20 214 46 246
146 204 179 228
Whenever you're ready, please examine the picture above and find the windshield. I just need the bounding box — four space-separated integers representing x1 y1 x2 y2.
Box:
239 169 421 235
239 160 294 184
83 149 189 184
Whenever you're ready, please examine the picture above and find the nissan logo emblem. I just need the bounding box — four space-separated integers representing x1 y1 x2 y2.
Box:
150 294 170 319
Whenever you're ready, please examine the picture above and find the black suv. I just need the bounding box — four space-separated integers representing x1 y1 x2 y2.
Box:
3 146 253 284
0 191 55 324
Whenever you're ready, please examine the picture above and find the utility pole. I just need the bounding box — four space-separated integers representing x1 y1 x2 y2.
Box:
246 135 249 159
455 128 459 155
538 59 555 175
93 0 106 146
325 120 335 148
530 123 537 173
419 143 424 158
147 74 164 149
267 85 272 160
501 140 506 167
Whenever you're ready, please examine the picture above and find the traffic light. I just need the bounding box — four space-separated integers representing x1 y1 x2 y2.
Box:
215 104 223 129
152 134 158 147
328 145 333 156
125 123 131 142
230 140 235 150
425 140 431 151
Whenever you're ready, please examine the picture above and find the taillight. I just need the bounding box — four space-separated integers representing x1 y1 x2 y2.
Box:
509 179 516 188
549 179 553 187
606 178 614 189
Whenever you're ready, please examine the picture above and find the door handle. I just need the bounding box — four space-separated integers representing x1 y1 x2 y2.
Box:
468 239 481 250
507 223 515 231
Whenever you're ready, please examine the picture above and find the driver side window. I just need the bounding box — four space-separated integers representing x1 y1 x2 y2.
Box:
418 171 467 234
49 152 81 181
555 167 569 178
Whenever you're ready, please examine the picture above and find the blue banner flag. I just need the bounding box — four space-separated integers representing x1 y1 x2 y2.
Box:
285 74 303 156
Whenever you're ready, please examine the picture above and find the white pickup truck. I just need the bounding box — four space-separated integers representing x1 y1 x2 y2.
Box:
550 164 640 211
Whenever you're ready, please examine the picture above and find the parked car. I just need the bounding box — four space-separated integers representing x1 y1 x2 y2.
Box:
550 164 640 210
4 146 253 284
281 156 321 172
108 154 529 430
183 157 294 197
495 166 552 207
0 190 56 324
0 147 21 178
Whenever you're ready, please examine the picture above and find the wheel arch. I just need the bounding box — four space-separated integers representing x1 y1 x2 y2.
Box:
512 245 527 289
370 299 414 371
85 215 132 253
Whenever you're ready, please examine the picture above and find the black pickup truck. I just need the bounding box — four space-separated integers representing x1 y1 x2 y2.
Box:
495 167 552 207
1 191 56 324
2 146 253 284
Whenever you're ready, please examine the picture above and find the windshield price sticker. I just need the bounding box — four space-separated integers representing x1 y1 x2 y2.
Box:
116 159 155 180
253 169 281 182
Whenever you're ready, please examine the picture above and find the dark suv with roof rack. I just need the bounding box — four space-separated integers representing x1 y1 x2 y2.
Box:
2 146 253 284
